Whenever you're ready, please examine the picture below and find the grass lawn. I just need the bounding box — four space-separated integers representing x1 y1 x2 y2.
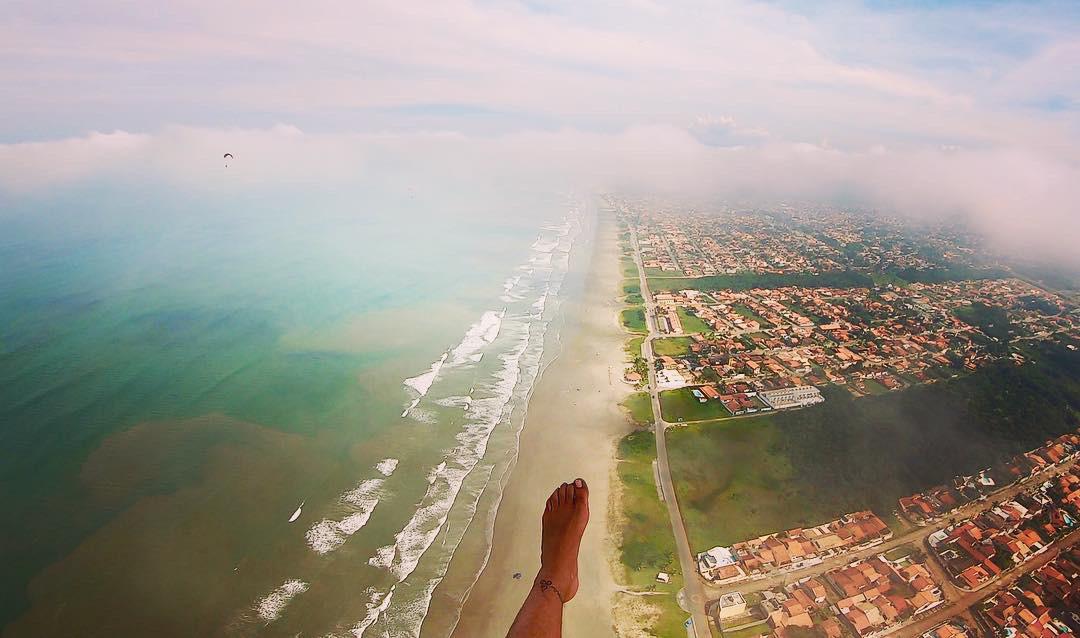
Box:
623 280 641 295
615 430 686 636
621 306 648 334
666 417 842 551
622 257 640 280
676 307 711 334
863 378 890 395
625 336 644 360
659 388 731 422
733 305 773 328
625 293 644 304
622 392 654 425
871 271 909 287
884 546 913 561
646 267 682 277
653 336 694 357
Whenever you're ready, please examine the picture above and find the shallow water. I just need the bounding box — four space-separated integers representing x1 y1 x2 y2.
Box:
0 182 590 637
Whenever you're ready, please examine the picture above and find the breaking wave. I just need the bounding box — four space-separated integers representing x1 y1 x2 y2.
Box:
346 586 395 637
449 309 504 365
255 579 309 622
376 458 399 477
306 457 399 555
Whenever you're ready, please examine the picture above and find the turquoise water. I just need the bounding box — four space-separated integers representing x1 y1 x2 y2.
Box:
0 180 582 636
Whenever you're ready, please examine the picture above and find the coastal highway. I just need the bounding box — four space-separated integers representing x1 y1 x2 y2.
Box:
628 223 713 638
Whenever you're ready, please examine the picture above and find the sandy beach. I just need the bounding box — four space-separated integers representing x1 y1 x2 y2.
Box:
452 209 633 637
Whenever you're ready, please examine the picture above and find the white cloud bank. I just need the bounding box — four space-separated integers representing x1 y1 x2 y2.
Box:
2 123 1078 268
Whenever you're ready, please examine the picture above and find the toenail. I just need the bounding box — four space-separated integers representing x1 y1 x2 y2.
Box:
574 479 583 488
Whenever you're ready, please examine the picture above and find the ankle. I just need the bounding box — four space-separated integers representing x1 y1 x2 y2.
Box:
534 570 569 603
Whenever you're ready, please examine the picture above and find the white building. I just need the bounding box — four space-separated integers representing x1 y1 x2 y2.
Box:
716 592 747 620
657 369 687 389
759 386 824 410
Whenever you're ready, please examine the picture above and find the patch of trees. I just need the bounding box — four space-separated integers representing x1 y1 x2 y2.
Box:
772 342 1080 517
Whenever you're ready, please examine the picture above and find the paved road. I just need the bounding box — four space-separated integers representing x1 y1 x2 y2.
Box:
629 224 712 638
894 527 1080 638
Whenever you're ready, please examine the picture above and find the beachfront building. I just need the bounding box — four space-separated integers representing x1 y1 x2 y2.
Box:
657 368 687 389
760 385 824 410
697 546 746 583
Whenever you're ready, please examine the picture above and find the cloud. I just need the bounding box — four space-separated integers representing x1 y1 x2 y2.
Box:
2 124 1078 270
3 0 1077 153
2 2 1078 270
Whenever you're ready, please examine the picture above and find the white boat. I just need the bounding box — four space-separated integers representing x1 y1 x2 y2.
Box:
288 501 305 523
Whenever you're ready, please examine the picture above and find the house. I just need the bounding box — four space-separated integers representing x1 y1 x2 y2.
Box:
716 592 747 620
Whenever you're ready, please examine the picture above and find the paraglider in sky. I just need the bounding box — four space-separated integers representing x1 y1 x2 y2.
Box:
223 153 234 167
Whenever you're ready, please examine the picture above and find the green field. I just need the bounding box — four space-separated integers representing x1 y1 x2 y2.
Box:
625 336 644 360
659 387 731 422
623 280 641 295
862 378 890 395
620 306 648 333
648 270 873 292
646 267 682 277
888 265 1006 284
621 392 655 425
665 341 1080 552
666 417 839 550
676 307 711 334
733 305 772 328
625 293 644 304
652 337 694 357
955 302 1013 352
622 257 640 279
870 271 909 287
615 431 686 636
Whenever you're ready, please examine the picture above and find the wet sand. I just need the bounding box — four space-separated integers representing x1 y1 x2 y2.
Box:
452 210 633 636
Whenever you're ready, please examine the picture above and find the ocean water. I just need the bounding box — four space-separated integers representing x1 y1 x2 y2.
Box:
0 180 592 637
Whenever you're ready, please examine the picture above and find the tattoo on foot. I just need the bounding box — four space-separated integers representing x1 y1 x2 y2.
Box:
538 579 564 604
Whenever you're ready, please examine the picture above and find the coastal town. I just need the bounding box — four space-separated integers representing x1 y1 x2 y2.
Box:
608 195 1080 638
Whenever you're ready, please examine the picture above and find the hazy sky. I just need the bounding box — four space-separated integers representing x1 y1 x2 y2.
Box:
3 0 1079 263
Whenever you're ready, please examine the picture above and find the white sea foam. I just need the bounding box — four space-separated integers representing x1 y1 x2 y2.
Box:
531 237 559 253
255 579 309 622
434 396 472 408
408 407 437 424
541 221 571 236
403 352 448 397
532 289 549 317
376 458 399 477
370 322 530 587
377 209 583 633
529 252 553 266
503 275 522 293
427 461 447 484
448 309 504 364
349 586 395 637
368 543 396 569
401 398 420 418
307 478 383 554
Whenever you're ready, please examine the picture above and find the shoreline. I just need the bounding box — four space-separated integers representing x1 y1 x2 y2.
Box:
451 208 634 637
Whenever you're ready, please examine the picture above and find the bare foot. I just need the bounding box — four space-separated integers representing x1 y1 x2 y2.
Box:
537 478 589 603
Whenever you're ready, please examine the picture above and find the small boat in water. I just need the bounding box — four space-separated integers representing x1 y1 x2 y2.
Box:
288 501 305 523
